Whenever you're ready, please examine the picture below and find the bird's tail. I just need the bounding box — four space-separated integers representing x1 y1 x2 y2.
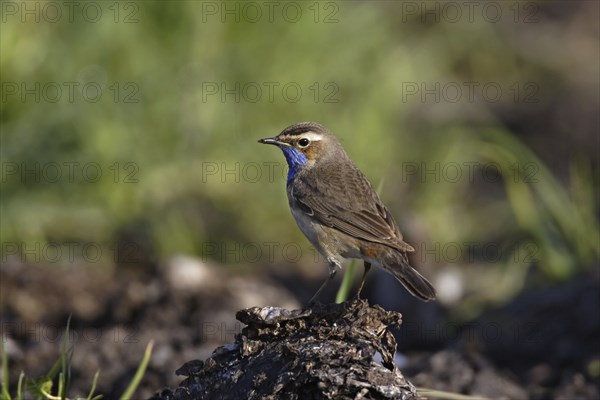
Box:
383 251 436 301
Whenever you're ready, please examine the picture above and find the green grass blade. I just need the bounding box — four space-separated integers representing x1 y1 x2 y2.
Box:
16 372 24 400
57 372 65 399
85 370 101 400
417 387 491 400
1 339 11 400
119 340 154 400
335 260 356 303
59 316 73 400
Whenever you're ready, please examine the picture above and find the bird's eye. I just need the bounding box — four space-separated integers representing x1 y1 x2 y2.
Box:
298 138 310 148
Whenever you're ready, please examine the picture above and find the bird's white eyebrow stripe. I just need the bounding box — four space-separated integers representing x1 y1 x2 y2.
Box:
302 131 323 141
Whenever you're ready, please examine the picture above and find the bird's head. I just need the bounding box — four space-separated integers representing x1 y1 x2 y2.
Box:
259 122 343 181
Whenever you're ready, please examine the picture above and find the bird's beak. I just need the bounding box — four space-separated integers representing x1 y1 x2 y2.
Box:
258 137 289 147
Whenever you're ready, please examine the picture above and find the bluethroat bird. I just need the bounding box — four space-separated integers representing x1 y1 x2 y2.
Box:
259 122 436 303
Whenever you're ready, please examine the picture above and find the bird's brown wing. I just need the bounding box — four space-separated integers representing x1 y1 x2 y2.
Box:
291 161 414 253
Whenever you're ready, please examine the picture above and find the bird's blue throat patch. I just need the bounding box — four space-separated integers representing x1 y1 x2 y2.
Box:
280 146 308 182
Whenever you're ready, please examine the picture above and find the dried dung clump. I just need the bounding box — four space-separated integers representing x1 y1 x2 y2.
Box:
151 300 420 400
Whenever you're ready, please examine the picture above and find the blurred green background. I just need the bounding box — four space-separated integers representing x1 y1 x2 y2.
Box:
1 1 598 318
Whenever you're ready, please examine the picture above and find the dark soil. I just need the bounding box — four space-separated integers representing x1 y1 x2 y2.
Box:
1 257 598 399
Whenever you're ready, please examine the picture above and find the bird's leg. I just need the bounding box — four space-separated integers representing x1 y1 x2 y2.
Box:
356 261 371 299
308 260 340 306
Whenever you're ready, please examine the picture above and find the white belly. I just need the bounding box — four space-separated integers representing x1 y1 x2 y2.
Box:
289 206 362 262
